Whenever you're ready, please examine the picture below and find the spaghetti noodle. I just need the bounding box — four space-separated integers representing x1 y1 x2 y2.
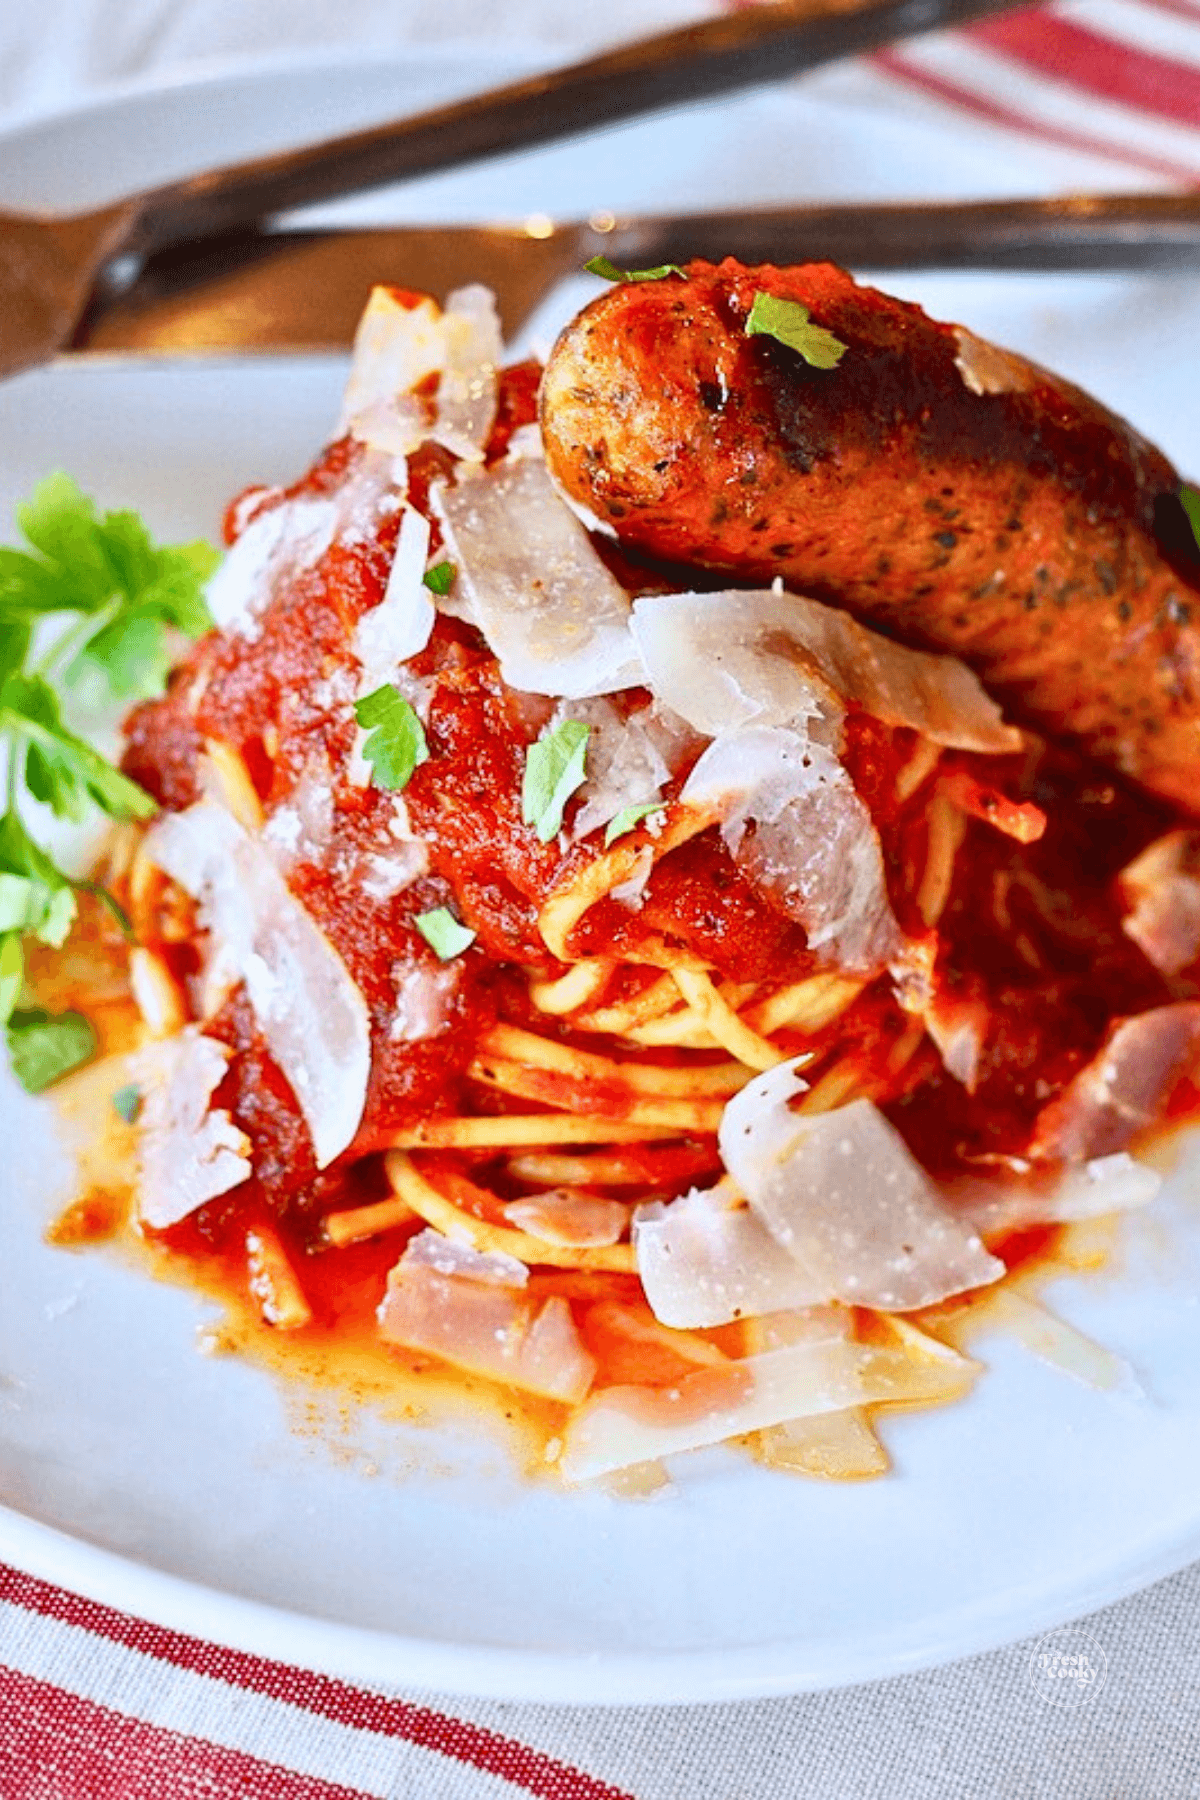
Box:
64 277 1200 1484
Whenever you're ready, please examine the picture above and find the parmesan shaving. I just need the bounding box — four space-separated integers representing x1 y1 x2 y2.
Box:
145 801 371 1169
377 1230 596 1403
430 284 502 462
558 1338 976 1482
353 504 434 692
133 1028 251 1229
633 1184 826 1329
338 287 444 454
682 726 904 973
432 458 642 697
631 588 1019 751
719 1074 1004 1311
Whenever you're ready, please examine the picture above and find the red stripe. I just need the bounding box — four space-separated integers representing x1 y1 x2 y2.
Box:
1140 0 1200 24
873 46 1200 187
0 1664 375 1800
965 11 1200 127
0 1563 635 1800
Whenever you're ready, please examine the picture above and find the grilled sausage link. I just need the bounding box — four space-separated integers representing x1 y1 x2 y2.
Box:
540 258 1200 812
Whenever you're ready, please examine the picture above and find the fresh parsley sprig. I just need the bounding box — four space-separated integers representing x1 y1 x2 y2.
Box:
1 473 218 1091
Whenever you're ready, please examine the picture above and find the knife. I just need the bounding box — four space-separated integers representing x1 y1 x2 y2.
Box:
76 195 1200 355
2 0 1028 380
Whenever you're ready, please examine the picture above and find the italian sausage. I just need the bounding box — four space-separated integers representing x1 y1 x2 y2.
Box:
539 259 1200 813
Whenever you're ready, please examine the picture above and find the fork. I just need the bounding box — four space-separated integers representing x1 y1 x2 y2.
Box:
1 0 1029 380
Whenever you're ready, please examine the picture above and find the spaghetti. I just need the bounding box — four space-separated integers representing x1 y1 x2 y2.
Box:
71 277 1200 1483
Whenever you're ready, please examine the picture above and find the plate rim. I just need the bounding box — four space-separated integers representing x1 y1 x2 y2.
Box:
3 61 1200 1708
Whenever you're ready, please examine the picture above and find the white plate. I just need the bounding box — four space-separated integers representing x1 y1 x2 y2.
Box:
3 54 1200 1707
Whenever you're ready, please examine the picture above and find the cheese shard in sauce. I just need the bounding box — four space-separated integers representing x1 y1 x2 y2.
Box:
378 1229 596 1403
133 1028 251 1229
682 726 904 974
430 284 502 462
338 287 443 454
719 1070 1003 1311
431 457 642 697
633 1184 826 1329
1030 1002 1200 1161
630 588 1020 751
353 504 434 691
558 1336 977 1483
145 800 371 1169
1119 830 1200 977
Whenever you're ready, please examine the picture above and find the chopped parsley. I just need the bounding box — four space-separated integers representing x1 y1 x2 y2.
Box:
422 560 456 596
354 684 429 791
414 907 476 960
6 1007 96 1094
604 802 665 847
523 720 590 844
0 473 218 1091
744 292 847 371
584 256 686 284
1182 484 1200 551
112 1082 142 1124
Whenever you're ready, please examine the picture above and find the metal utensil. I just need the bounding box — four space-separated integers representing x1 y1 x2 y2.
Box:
0 0 1025 380
76 193 1200 356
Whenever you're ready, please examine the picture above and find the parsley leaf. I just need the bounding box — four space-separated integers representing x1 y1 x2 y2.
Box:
1182 484 1200 551
2 672 155 823
422 561 456 596
604 802 665 847
0 810 76 946
1 473 218 701
112 1082 142 1124
353 684 429 791
744 292 847 371
0 934 23 1026
0 472 217 1096
584 256 686 284
523 720 590 844
414 907 476 960
6 1007 96 1093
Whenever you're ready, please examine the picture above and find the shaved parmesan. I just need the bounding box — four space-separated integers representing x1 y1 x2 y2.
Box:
567 697 703 841
631 588 1018 751
263 754 335 871
205 498 336 638
682 726 903 973
954 1153 1161 1235
378 1230 595 1403
430 285 502 462
402 1226 526 1286
338 287 444 454
720 1075 1003 1311
353 505 434 692
146 801 371 1169
389 961 459 1043
633 1185 824 1329
206 448 403 638
432 458 641 696
133 1028 250 1229
1119 830 1200 976
1031 1003 1200 1161
558 1338 976 1482
504 1190 629 1248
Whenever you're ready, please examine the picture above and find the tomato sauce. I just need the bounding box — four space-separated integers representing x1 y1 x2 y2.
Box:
115 361 1199 1306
